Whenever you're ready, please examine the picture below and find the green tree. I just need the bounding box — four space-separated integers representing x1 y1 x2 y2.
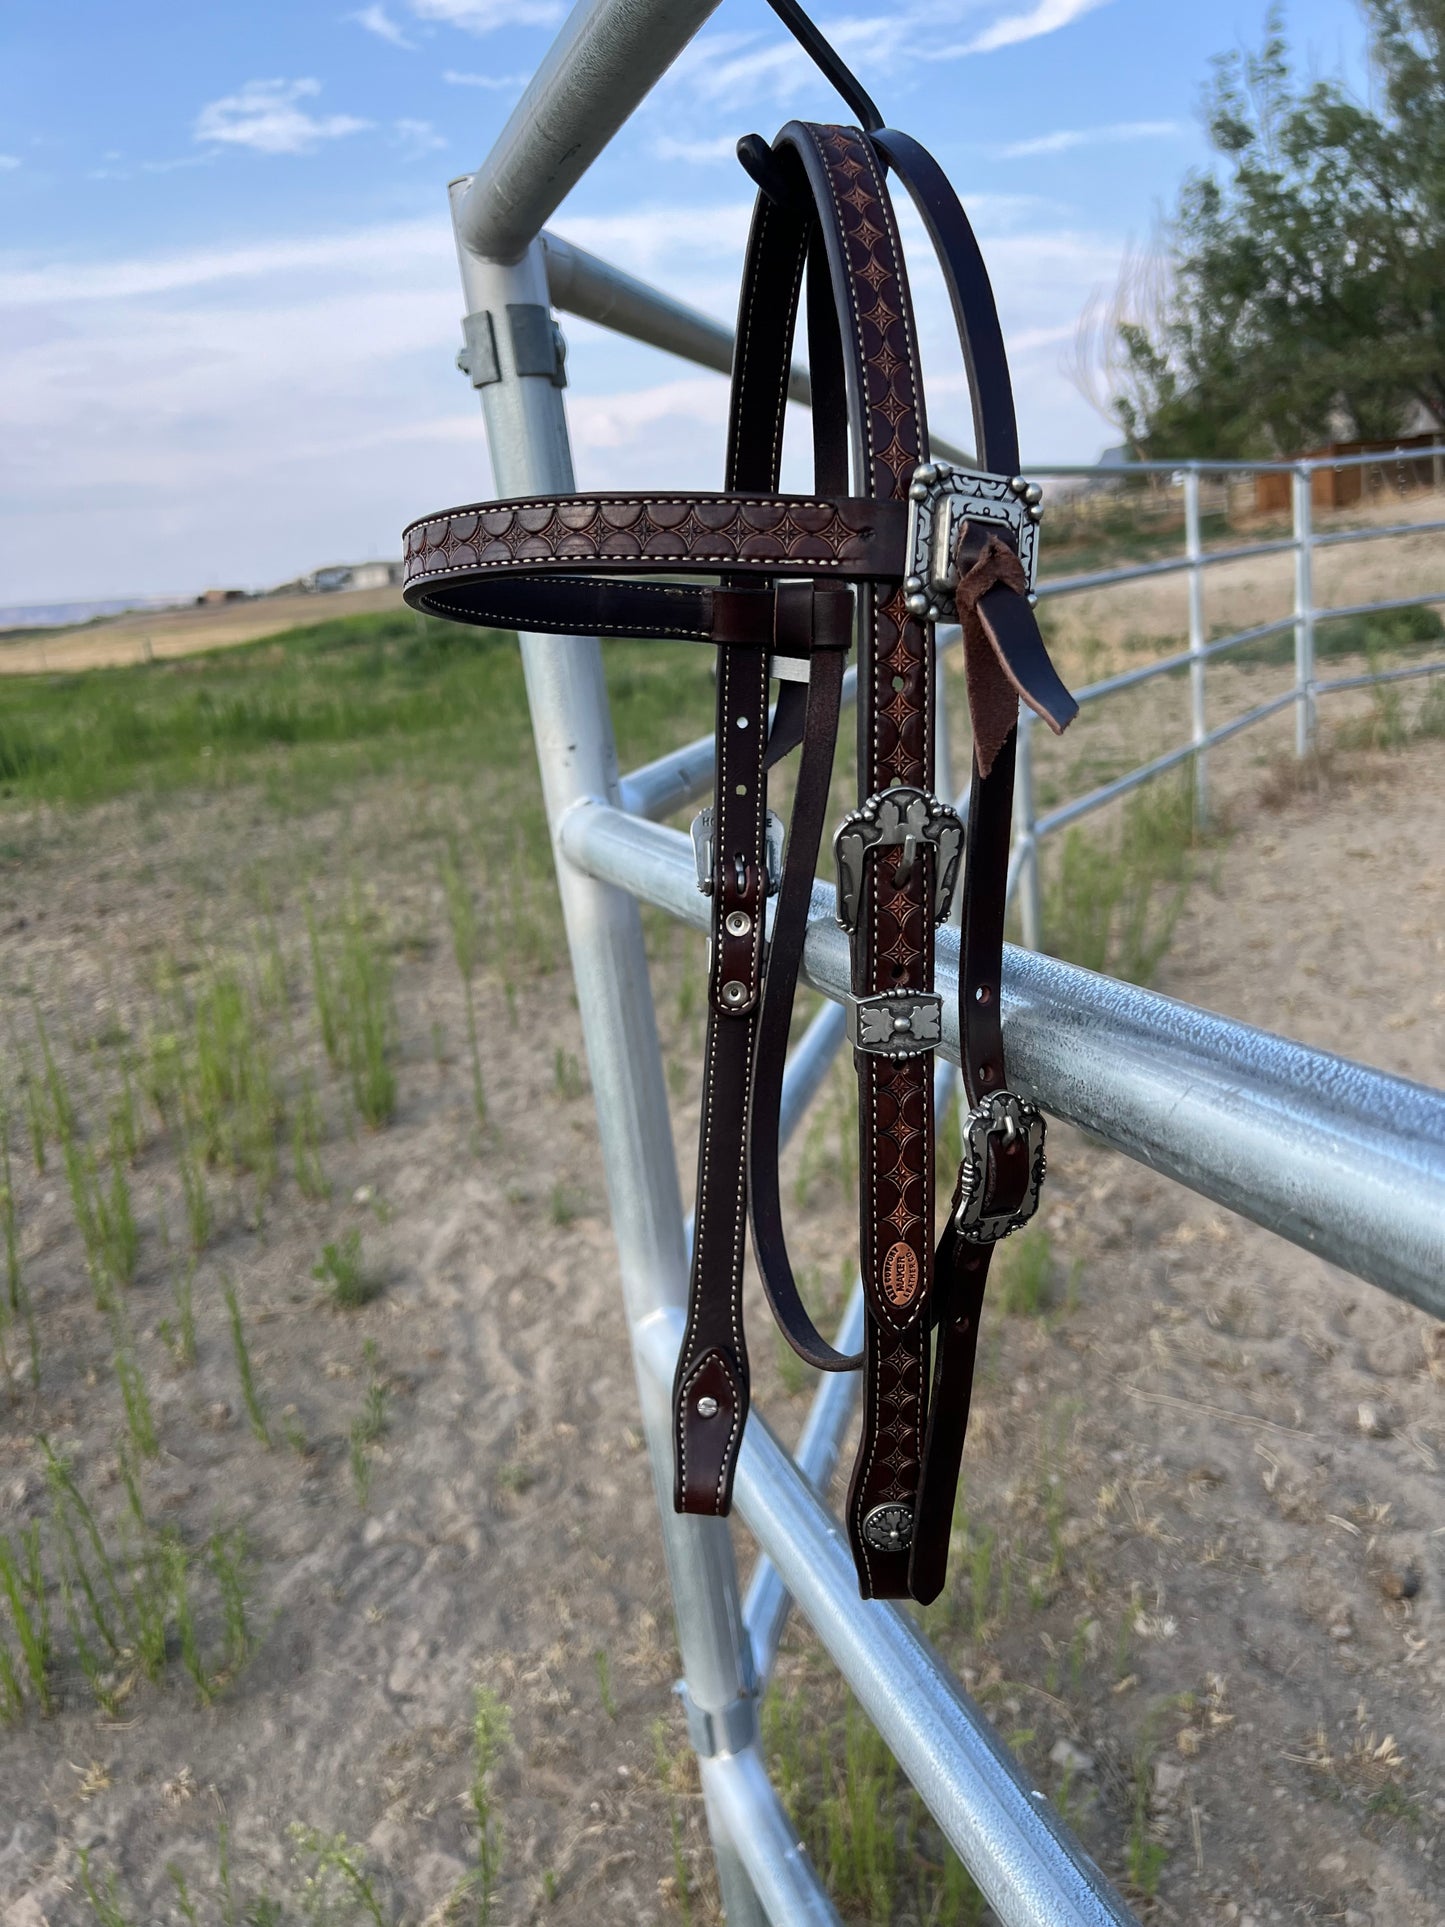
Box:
1100 2 1445 457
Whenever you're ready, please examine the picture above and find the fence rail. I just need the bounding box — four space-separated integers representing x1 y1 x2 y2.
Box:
444 6 1445 1919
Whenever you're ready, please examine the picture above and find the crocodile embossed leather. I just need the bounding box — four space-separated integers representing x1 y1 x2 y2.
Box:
402 116 1077 1603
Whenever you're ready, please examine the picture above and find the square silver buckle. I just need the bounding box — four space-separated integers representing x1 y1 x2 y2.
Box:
950 1091 1046 1244
904 462 1043 623
692 808 784 897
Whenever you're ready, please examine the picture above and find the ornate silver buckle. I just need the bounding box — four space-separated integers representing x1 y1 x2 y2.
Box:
951 1091 1046 1244
692 808 784 897
832 786 963 933
904 462 1043 623
846 990 942 1060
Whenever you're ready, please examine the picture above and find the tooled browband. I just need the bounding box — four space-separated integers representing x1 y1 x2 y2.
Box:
403 115 1077 1604
403 493 904 645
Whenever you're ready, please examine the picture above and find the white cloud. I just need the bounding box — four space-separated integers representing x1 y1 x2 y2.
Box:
392 118 448 156
951 0 1112 56
1001 119 1183 158
0 155 20 171
194 79 371 156
352 4 416 48
549 203 754 276
442 68 530 88
652 135 740 165
0 219 448 305
409 0 564 32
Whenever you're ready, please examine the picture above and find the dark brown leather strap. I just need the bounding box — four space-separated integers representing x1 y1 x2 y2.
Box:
402 492 905 643
673 179 813 1514
873 127 1075 1604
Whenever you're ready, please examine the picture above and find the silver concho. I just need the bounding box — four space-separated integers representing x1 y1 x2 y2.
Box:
846 990 943 1060
861 1502 915 1552
950 1091 1046 1245
833 786 963 934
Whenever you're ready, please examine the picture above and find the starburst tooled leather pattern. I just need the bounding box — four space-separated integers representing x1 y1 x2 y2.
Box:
401 493 892 588
806 124 934 1586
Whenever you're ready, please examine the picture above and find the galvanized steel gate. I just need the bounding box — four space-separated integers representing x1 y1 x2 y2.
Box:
440 4 1445 1920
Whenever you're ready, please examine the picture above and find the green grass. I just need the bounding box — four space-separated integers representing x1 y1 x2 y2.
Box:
1042 774 1198 984
1230 599 1443 670
0 608 711 810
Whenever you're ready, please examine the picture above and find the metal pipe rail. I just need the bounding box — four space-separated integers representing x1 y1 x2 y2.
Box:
539 228 976 466
559 800 1445 1319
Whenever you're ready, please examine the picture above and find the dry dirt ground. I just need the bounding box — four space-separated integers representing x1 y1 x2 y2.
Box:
0 648 1440 1925
0 587 404 676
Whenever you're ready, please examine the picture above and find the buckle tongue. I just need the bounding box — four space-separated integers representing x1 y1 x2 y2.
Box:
950 1091 1046 1245
904 462 1042 623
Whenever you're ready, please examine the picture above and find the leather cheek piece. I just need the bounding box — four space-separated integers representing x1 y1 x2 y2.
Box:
675 1349 746 1515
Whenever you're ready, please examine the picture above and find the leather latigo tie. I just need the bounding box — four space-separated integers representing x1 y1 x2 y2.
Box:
402 120 1077 1603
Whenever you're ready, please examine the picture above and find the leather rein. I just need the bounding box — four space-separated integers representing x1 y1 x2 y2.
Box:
403 120 1077 1603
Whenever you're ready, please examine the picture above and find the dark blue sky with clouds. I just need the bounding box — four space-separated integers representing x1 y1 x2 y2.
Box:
1 0 1370 602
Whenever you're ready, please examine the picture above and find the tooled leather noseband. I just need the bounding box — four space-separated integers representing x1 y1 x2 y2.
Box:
403 119 1077 1603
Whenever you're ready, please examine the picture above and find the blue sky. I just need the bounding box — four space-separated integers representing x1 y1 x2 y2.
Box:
1 0 1370 603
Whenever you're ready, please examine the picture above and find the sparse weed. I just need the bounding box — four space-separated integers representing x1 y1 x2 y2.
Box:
349 1362 388 1509
1125 1728 1169 1897
1043 775 1196 984
288 1824 389 1926
548 1183 580 1228
336 899 397 1129
594 1648 618 1720
996 1227 1053 1317
307 899 342 1068
0 1524 55 1712
314 1228 379 1309
291 1071 330 1200
441 834 487 1128
0 1109 38 1388
111 1317 159 1459
552 1048 585 1101
458 1685 512 1926
223 1277 271 1446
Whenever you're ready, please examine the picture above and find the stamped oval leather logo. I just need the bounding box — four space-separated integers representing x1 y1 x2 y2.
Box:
881 1241 919 1307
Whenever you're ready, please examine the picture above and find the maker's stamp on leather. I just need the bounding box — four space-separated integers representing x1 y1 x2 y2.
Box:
881 1241 919 1307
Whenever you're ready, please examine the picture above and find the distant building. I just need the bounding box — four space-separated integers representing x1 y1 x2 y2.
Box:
310 561 402 594
195 587 248 605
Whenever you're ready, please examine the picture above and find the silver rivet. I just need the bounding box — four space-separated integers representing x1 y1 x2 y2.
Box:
892 1014 912 1034
724 910 752 937
1027 505 1043 523
904 573 924 595
696 1395 719 1419
908 481 928 502
926 603 942 621
1009 474 1028 496
1023 482 1043 506
905 592 928 616
721 980 748 1007
1027 592 1039 609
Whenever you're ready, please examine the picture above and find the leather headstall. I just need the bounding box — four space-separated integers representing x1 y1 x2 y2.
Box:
403 119 1077 1603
